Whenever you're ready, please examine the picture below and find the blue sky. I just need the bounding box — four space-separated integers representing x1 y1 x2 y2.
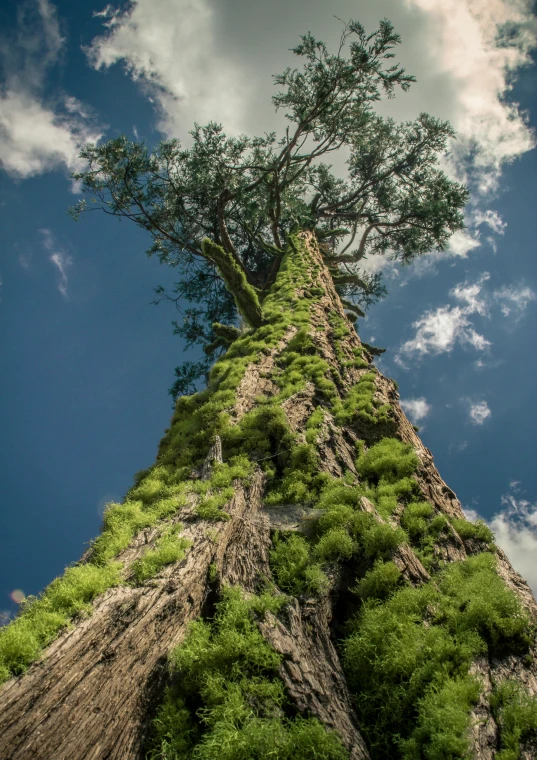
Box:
1 0 536 623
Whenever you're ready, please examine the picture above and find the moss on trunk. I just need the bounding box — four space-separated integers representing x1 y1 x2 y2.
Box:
1 232 536 760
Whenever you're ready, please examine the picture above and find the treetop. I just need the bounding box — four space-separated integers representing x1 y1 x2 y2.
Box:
71 17 468 397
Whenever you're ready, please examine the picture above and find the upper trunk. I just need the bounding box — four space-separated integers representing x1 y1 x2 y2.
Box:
1 231 536 760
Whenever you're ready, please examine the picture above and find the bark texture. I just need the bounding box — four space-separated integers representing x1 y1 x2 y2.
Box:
1 231 536 760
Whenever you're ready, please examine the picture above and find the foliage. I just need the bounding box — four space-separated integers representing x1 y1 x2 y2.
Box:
0 562 121 679
343 552 534 758
169 360 212 402
490 680 537 759
132 526 191 583
71 18 468 387
145 587 348 759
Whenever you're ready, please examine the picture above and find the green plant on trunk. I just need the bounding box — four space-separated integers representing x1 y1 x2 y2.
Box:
144 587 349 760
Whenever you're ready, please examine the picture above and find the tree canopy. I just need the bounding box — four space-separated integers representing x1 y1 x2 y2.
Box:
71 18 468 397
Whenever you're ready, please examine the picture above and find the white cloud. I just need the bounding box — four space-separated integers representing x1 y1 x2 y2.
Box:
395 292 491 365
493 284 536 318
0 90 100 179
447 230 481 258
0 0 102 180
464 487 537 595
87 0 250 138
396 271 534 365
469 400 491 424
449 440 468 453
40 228 72 297
474 209 507 236
451 273 490 314
400 397 431 424
407 0 536 196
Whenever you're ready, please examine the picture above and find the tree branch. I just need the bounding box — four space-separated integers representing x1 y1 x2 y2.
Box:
201 238 264 328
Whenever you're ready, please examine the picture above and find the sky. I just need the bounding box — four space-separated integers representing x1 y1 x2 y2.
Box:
0 0 536 624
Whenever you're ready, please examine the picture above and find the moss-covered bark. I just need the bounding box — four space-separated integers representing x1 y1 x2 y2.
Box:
1 232 536 760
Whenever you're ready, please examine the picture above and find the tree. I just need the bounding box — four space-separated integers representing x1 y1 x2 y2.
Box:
69 18 466 398
0 18 536 760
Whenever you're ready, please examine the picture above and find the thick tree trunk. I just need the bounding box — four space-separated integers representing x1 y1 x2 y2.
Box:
1 231 536 760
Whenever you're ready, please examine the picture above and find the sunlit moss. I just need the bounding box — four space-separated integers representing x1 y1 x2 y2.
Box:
357 437 420 483
343 553 534 758
132 526 191 583
0 562 122 679
450 516 495 544
145 587 348 759
490 680 537 759
353 560 402 601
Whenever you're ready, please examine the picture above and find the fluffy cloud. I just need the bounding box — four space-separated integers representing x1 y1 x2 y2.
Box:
40 228 72 297
400 397 431 424
407 0 536 197
88 0 250 137
0 0 101 179
396 274 492 365
0 91 100 178
396 272 534 365
468 400 491 424
464 487 537 595
493 284 537 318
474 210 507 236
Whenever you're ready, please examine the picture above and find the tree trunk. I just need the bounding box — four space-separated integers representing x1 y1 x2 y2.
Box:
1 231 536 760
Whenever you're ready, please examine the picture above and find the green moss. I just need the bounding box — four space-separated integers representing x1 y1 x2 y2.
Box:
450 517 494 544
0 562 122 680
333 372 376 422
357 438 420 483
132 526 191 583
328 313 351 340
374 477 419 518
361 522 407 559
400 501 435 540
277 352 336 400
145 689 198 759
401 676 481 760
438 552 533 655
314 527 356 562
305 407 325 445
343 552 534 758
146 587 348 759
92 495 185 564
197 489 234 521
354 560 402 601
201 238 263 328
270 534 328 595
490 680 537 759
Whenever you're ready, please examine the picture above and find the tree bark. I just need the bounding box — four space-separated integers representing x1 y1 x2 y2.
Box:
1 231 536 760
